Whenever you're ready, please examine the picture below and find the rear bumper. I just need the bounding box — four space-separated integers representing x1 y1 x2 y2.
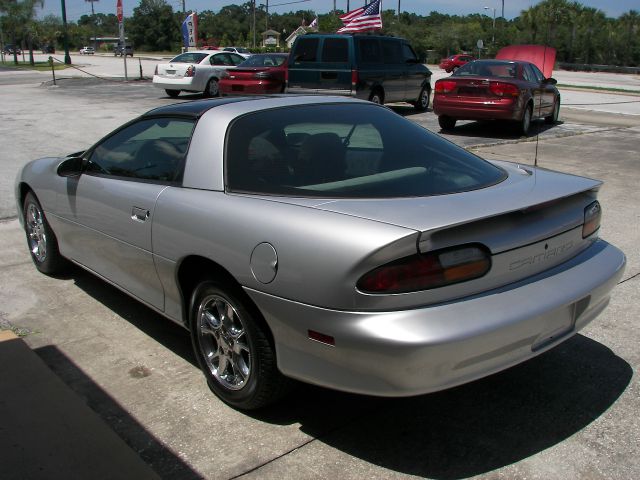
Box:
286 87 354 97
433 95 521 121
220 80 283 95
152 75 201 92
246 240 625 397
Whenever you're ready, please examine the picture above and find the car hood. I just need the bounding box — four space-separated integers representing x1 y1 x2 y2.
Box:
496 44 556 78
273 161 600 235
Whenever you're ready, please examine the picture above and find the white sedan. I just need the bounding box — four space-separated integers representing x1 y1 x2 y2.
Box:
79 46 95 55
153 50 247 98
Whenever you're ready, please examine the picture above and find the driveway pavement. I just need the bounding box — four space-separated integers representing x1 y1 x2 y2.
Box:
0 65 638 479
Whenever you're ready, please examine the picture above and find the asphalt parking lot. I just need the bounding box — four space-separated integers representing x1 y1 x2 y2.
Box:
1 60 639 479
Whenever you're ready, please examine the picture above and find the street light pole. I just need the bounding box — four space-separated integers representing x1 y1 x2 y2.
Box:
484 6 496 44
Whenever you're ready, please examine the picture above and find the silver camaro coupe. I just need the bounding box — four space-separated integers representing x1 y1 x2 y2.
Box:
15 96 625 410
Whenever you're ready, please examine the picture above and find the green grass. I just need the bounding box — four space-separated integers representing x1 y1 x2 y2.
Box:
558 83 640 95
0 60 70 71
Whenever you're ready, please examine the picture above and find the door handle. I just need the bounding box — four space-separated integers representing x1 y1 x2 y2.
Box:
131 206 150 222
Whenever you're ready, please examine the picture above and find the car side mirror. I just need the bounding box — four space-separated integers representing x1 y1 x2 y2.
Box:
544 77 557 85
57 156 84 177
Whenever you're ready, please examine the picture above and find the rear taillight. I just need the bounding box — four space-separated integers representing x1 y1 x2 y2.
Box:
357 245 491 294
255 71 272 79
489 81 519 97
154 65 158 75
583 200 601 238
351 69 358 87
185 65 196 77
434 80 456 94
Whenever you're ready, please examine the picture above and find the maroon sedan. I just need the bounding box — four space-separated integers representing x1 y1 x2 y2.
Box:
439 54 475 73
433 59 560 135
220 53 288 95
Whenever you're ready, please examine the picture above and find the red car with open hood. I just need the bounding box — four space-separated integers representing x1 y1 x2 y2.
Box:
433 45 560 135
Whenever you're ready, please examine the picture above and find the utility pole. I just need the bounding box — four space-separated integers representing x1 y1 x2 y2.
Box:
60 0 71 64
397 0 400 18
182 0 185 14
252 0 256 48
265 0 269 30
501 0 504 18
484 6 496 44
84 0 99 50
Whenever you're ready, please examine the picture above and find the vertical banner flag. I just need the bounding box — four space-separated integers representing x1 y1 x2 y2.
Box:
309 17 318 30
182 12 198 49
338 0 383 33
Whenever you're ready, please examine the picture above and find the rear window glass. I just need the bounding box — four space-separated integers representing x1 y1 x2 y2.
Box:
170 52 208 63
454 61 518 78
322 38 349 63
226 104 505 198
293 38 319 62
240 54 288 67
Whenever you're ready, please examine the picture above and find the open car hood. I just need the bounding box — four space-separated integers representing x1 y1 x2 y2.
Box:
496 45 556 78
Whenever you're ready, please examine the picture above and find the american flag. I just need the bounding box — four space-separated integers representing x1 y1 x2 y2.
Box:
338 0 383 33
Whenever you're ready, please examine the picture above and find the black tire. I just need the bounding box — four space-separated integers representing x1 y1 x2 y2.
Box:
190 281 290 410
545 97 560 124
23 191 68 275
517 104 533 136
413 85 431 112
368 89 384 105
438 115 456 131
165 89 180 98
205 78 220 98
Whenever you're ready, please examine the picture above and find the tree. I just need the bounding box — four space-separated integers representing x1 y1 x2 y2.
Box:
128 0 181 51
0 0 44 64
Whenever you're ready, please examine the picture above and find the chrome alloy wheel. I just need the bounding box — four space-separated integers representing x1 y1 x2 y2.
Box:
196 294 251 390
26 203 47 263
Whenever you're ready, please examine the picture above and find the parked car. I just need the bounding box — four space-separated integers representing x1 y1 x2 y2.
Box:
153 50 246 98
41 44 55 54
222 46 251 58
15 96 625 410
220 53 288 95
433 58 560 135
439 53 475 73
114 44 133 57
3 45 22 55
286 34 432 111
79 46 95 55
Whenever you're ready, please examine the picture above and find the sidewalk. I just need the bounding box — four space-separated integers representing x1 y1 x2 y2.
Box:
0 330 160 480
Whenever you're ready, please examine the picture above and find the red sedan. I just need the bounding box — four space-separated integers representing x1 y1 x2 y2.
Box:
439 54 475 73
220 53 288 95
433 59 560 135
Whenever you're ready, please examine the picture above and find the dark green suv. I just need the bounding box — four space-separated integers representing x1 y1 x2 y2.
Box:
286 34 432 111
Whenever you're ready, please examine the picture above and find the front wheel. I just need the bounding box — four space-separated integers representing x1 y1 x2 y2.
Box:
190 281 290 410
545 97 560 124
23 191 68 275
205 78 220 98
165 89 180 98
413 85 431 112
368 89 384 105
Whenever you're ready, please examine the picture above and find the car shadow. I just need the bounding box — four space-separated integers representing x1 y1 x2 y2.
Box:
438 119 562 141
64 266 630 478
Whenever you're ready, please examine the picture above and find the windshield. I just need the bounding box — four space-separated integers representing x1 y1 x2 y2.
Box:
239 54 287 67
453 60 518 78
170 52 208 63
226 104 506 198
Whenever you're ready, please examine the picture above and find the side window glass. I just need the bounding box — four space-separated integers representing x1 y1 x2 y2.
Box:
87 118 194 182
293 38 319 62
402 44 417 63
322 38 349 63
358 38 381 63
530 64 545 82
522 64 534 82
382 40 402 64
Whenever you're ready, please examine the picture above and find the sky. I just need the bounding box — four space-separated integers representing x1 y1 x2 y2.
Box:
37 0 638 23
